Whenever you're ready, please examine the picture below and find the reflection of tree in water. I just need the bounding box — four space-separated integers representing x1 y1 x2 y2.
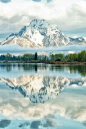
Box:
23 64 32 71
22 64 46 72
0 64 12 71
13 64 16 68
50 65 64 71
35 65 37 72
50 65 86 76
0 64 6 70
0 63 86 76
23 64 38 72
69 65 86 76
18 64 21 70
6 64 12 72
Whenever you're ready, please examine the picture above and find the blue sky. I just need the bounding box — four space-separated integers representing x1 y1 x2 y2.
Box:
0 0 86 41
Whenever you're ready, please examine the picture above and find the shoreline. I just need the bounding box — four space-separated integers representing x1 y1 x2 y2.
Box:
46 61 86 65
0 61 86 65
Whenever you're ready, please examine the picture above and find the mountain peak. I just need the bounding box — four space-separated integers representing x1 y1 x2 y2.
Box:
30 19 48 25
29 19 51 31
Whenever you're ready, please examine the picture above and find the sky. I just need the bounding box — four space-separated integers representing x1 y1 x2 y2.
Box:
0 0 86 41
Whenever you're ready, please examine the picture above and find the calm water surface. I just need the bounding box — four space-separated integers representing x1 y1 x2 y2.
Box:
0 63 86 129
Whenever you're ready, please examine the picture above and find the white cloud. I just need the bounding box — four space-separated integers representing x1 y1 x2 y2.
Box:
0 0 86 36
84 37 86 41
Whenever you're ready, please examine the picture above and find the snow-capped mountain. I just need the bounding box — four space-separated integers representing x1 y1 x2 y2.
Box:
1 19 86 48
1 19 70 48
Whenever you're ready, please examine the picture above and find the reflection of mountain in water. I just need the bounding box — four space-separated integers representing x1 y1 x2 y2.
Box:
1 75 86 103
1 75 70 103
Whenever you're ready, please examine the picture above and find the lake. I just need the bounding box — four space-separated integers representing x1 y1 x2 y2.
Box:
0 63 86 129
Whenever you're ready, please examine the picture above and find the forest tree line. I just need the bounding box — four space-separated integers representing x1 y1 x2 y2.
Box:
0 50 86 62
50 50 86 62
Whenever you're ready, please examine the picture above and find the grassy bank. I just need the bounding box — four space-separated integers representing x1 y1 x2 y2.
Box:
0 60 86 65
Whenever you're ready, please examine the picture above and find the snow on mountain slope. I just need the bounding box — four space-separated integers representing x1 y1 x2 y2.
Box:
1 19 70 48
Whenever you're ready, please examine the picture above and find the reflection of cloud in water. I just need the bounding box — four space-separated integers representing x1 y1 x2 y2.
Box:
0 120 11 128
19 122 30 128
0 91 86 123
18 119 59 129
0 75 86 123
30 121 41 129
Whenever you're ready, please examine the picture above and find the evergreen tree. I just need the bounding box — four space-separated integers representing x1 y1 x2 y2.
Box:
35 52 37 60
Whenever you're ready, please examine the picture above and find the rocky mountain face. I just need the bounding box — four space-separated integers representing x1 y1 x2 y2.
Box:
1 19 70 48
1 75 86 103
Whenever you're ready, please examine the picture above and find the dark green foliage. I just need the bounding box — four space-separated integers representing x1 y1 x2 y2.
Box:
77 51 86 62
0 51 86 62
0 55 6 60
22 53 35 61
6 53 12 60
50 51 86 62
35 52 37 60
18 56 21 61
67 53 78 62
50 54 65 61
66 51 86 62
